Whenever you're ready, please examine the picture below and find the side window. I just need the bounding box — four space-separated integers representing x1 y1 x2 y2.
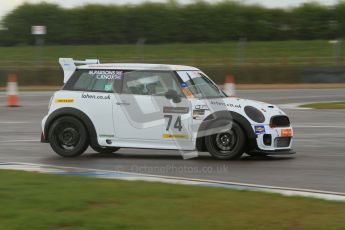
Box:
73 73 94 91
122 71 183 96
91 78 114 92
65 69 123 92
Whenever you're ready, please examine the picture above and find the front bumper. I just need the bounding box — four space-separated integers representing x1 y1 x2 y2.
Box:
247 148 296 155
253 123 294 149
248 122 295 155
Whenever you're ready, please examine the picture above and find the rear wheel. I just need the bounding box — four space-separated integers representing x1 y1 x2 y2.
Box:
91 146 120 154
48 116 89 157
205 121 245 160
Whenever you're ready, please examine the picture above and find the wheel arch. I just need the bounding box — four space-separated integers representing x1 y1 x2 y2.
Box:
196 110 257 152
44 107 100 148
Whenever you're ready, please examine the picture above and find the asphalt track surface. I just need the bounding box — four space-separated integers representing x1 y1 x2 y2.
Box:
0 89 344 193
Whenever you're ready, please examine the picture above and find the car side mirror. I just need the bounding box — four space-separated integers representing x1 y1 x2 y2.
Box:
165 90 181 103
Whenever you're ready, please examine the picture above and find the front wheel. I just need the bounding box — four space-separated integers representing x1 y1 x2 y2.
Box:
205 121 246 160
48 116 89 157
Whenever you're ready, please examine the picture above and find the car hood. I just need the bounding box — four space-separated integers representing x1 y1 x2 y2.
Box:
192 97 286 123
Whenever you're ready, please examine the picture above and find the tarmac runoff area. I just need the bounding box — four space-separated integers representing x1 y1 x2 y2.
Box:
0 89 344 197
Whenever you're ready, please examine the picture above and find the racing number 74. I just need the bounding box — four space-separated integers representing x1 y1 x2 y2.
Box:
164 115 182 131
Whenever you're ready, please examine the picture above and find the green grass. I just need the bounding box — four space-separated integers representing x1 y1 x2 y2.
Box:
0 40 343 68
0 170 345 229
1 40 344 85
300 101 345 109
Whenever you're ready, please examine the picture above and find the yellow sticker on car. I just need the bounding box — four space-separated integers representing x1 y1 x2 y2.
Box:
162 134 188 139
55 98 74 103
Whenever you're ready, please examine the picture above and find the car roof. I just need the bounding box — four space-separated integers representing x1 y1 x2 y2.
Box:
77 63 200 71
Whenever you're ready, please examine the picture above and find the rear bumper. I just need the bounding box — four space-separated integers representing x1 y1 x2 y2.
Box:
248 148 296 155
41 115 49 143
41 132 48 143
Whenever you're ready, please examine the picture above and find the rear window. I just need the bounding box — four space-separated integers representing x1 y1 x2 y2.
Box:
64 69 123 93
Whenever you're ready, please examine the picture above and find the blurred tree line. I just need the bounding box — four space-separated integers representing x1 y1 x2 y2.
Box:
1 1 345 46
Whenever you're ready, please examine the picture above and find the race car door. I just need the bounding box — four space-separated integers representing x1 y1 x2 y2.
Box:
113 70 193 150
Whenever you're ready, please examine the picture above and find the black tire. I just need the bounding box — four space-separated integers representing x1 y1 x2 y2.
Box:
91 146 120 154
205 121 246 160
48 116 89 157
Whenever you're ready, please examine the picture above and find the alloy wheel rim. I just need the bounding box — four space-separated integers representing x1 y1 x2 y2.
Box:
55 123 80 150
215 130 237 152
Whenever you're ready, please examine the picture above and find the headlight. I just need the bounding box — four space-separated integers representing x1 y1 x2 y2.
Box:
270 115 290 128
244 106 265 123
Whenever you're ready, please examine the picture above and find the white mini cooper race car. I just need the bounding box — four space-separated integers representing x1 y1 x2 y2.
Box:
41 58 295 159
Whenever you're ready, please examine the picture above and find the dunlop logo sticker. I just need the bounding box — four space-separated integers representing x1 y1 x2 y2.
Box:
55 98 74 103
162 134 188 139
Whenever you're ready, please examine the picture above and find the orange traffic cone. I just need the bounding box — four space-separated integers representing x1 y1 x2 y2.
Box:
6 74 19 107
223 74 236 97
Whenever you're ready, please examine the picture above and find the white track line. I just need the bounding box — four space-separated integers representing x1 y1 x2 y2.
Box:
0 121 31 124
0 92 53 97
294 125 345 128
0 140 39 143
279 101 345 110
1 162 344 202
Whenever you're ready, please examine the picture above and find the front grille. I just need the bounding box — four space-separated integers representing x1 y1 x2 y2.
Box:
270 115 290 127
263 134 272 146
274 137 291 148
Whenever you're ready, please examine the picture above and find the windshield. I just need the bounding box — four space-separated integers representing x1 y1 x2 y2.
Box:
177 71 227 99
